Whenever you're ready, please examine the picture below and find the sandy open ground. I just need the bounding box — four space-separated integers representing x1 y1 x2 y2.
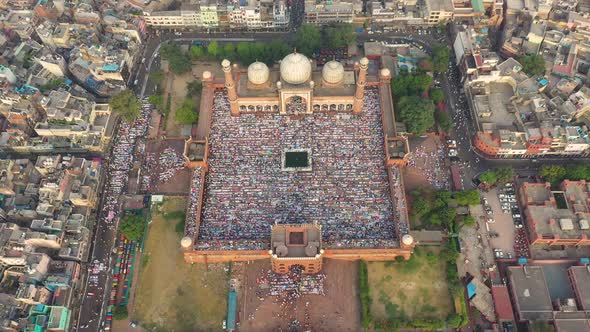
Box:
236 260 361 332
133 198 229 332
368 247 452 322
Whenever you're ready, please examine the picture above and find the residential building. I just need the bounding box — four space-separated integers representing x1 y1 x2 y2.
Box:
519 180 590 247
304 0 354 25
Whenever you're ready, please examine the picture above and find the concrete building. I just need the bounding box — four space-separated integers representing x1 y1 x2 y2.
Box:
143 4 201 28
304 1 354 25
520 181 590 247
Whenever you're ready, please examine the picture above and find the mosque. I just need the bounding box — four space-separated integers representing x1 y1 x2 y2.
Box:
222 52 370 116
182 52 413 274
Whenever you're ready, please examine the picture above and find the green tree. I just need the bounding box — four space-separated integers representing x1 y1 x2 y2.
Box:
430 88 445 103
175 99 198 124
435 110 452 132
222 43 236 60
149 70 165 85
437 206 457 226
566 164 590 181
453 190 481 206
269 40 290 63
432 45 450 73
539 165 566 184
186 81 202 97
412 196 430 217
113 306 128 320
160 42 182 60
461 215 477 227
207 40 220 58
189 45 205 60
391 73 432 97
397 96 435 135
40 78 65 92
109 89 140 122
495 166 514 184
168 54 192 74
147 94 164 109
480 170 498 185
519 54 546 77
236 42 254 65
118 214 145 241
324 23 356 49
294 24 321 57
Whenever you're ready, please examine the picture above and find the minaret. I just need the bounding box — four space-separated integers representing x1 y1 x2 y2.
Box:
222 59 239 116
353 57 369 115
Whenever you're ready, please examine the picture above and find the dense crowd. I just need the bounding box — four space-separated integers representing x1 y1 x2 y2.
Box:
390 167 410 237
103 103 152 224
193 89 398 249
143 147 186 189
185 167 203 238
407 142 450 189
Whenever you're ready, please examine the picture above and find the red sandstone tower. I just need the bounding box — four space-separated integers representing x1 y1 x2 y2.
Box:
353 57 369 115
222 59 239 116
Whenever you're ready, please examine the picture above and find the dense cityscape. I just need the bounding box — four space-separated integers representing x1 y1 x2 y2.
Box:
0 0 590 331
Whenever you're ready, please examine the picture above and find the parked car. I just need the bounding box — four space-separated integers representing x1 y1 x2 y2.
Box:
487 218 495 223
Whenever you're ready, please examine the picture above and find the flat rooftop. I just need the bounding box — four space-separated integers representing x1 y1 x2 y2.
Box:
508 265 553 321
569 266 590 310
196 89 397 250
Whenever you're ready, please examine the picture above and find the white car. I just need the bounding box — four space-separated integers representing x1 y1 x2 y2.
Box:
487 218 495 223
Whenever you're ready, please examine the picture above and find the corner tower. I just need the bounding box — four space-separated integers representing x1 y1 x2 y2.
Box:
221 59 239 116
352 57 369 115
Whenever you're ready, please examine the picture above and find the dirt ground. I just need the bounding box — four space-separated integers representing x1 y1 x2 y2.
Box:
236 260 361 332
144 139 191 194
133 197 229 332
367 247 452 321
403 136 450 192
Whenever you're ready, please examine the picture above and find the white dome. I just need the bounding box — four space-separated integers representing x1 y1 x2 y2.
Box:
380 68 391 77
402 234 414 246
247 61 269 85
180 236 193 248
280 52 312 85
322 60 344 84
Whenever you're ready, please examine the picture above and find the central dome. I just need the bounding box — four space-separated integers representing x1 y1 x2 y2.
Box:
280 52 312 85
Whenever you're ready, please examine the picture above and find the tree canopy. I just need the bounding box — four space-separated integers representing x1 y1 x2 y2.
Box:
435 110 452 132
565 164 590 181
431 45 450 73
149 70 165 85
397 96 435 135
539 165 567 184
109 89 140 122
119 214 145 241
147 94 164 109
430 88 445 103
189 45 205 60
113 306 128 320
294 24 321 57
495 166 514 184
453 190 480 206
324 23 356 49
175 99 198 124
160 42 191 74
519 54 546 77
391 73 432 97
186 81 202 98
207 41 220 59
479 170 498 185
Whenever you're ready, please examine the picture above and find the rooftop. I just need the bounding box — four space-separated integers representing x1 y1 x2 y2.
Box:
568 266 590 310
508 265 553 320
